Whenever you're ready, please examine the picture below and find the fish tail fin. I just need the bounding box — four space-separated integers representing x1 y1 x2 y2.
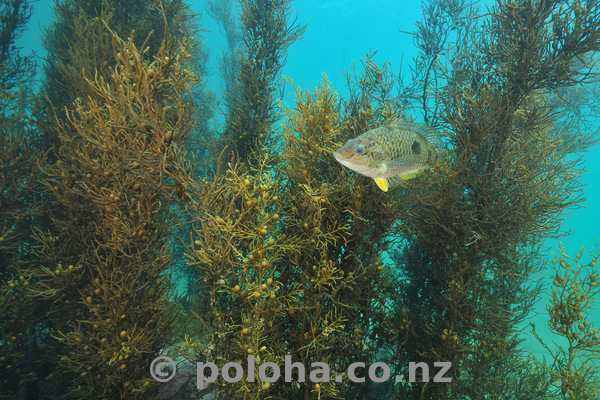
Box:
437 148 455 160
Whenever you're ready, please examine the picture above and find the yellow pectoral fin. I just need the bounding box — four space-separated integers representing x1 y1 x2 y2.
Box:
374 177 389 192
374 175 406 192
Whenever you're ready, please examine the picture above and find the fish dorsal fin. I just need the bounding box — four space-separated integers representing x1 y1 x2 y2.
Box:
396 122 446 152
374 177 389 192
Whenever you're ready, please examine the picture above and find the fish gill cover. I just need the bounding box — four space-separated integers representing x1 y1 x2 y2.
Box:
1 0 600 399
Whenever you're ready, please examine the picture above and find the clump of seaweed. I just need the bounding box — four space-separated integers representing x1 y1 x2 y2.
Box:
40 0 198 154
218 0 306 164
24 23 199 398
180 74 393 398
534 245 600 399
389 0 600 398
0 88 45 398
181 57 404 399
0 1 47 398
0 0 34 90
278 75 403 399
206 0 241 113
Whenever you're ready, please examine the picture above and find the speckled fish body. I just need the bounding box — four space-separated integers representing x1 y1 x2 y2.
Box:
334 122 446 191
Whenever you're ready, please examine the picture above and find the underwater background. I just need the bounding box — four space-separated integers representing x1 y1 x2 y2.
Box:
19 1 600 265
3 0 600 398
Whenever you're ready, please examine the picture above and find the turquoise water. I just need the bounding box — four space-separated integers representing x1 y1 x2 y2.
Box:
14 0 600 394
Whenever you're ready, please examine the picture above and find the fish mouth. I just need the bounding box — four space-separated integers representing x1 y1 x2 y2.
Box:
333 150 344 162
334 153 373 176
333 150 354 168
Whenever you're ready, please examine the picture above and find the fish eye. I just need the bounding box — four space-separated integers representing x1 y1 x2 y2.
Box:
355 144 365 156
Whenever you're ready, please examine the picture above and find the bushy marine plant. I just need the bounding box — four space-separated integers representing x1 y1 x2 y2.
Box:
218 0 306 164
181 71 407 399
39 0 198 157
42 0 196 118
0 1 47 398
25 26 199 399
534 245 600 400
179 4 412 397
206 0 241 115
389 0 600 398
